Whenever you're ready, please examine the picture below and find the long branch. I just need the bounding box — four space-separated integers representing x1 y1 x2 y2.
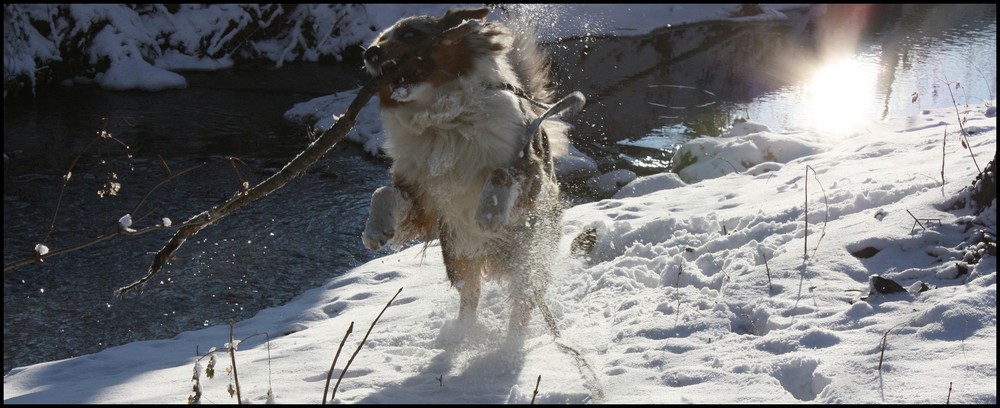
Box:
5 224 178 272
116 22 476 296
4 162 210 273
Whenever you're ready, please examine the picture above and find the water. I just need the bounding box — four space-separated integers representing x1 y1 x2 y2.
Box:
548 4 996 175
737 5 996 137
3 63 388 374
3 4 996 374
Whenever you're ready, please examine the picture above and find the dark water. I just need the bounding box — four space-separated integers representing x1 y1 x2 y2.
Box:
3 4 996 374
3 62 387 374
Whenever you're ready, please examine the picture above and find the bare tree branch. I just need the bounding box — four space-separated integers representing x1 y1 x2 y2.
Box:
3 162 206 272
5 224 179 272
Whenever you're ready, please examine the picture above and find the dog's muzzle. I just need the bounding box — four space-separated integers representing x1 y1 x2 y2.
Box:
363 45 383 65
364 45 396 75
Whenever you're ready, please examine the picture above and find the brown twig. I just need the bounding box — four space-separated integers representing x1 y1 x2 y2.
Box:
322 321 354 405
186 330 272 404
946 381 953 404
675 258 683 325
228 156 252 191
804 167 809 260
906 209 926 231
157 154 172 176
131 162 207 217
941 125 947 186
187 345 221 403
877 329 890 372
759 248 772 293
804 165 828 259
330 288 403 403
877 322 909 374
531 374 541 404
5 223 182 272
43 149 91 243
116 21 477 296
4 159 205 272
941 77 982 175
260 332 274 401
188 358 204 404
40 121 110 245
229 321 242 404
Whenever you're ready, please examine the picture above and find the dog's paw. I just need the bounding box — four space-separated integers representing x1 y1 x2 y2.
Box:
362 223 395 250
476 170 518 233
475 193 508 233
362 186 403 250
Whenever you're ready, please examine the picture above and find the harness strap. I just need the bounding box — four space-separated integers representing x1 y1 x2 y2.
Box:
490 82 586 181
490 83 586 153
488 83 552 110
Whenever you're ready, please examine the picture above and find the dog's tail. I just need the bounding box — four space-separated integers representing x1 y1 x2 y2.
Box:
506 21 554 106
501 9 571 158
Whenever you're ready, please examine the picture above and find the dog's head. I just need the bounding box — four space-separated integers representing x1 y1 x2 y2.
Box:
363 7 512 105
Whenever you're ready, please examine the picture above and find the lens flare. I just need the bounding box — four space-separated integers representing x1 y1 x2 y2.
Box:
805 58 878 136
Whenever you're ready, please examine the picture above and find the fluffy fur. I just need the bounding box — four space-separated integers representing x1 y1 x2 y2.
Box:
361 7 569 332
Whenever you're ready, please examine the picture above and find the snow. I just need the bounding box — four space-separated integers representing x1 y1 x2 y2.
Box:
670 121 831 184
612 172 686 200
586 169 639 198
117 214 133 229
4 4 997 405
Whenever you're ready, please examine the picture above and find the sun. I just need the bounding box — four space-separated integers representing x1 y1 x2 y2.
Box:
805 58 878 136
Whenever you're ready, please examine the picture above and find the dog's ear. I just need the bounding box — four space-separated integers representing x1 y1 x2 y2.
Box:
441 7 491 25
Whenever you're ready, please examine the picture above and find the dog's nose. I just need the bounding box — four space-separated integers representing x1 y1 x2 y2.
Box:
364 45 384 65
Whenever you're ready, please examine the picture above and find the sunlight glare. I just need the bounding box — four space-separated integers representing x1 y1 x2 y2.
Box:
805 58 878 136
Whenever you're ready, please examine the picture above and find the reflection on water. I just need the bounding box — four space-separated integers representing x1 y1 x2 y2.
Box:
3 4 996 374
548 4 996 175
548 16 807 167
804 58 880 136
751 4 997 137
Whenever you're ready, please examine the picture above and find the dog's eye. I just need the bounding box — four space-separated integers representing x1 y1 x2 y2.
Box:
400 29 422 41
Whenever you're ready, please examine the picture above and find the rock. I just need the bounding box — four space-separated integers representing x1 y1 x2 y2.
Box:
869 275 906 295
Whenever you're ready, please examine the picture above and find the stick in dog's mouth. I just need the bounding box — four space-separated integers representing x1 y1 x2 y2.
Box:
367 20 480 100
376 60 412 97
377 60 397 75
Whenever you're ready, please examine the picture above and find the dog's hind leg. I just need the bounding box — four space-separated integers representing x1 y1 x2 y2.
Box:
507 268 538 334
362 186 410 250
506 196 562 334
507 243 556 334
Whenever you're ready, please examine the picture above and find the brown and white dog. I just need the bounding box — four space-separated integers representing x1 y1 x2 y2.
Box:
360 7 573 332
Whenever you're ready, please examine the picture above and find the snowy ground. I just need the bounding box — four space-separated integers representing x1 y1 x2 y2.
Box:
5 100 995 405
4 4 997 405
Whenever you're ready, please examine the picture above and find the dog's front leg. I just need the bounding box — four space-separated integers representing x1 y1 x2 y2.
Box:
362 186 410 250
476 168 521 232
441 231 485 324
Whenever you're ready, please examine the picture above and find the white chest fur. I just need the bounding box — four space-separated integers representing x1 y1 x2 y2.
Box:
380 77 529 253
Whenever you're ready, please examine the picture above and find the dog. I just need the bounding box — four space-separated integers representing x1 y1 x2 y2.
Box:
360 7 574 333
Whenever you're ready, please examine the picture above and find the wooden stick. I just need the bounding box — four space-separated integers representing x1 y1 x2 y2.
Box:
531 374 541 404
229 321 242 404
